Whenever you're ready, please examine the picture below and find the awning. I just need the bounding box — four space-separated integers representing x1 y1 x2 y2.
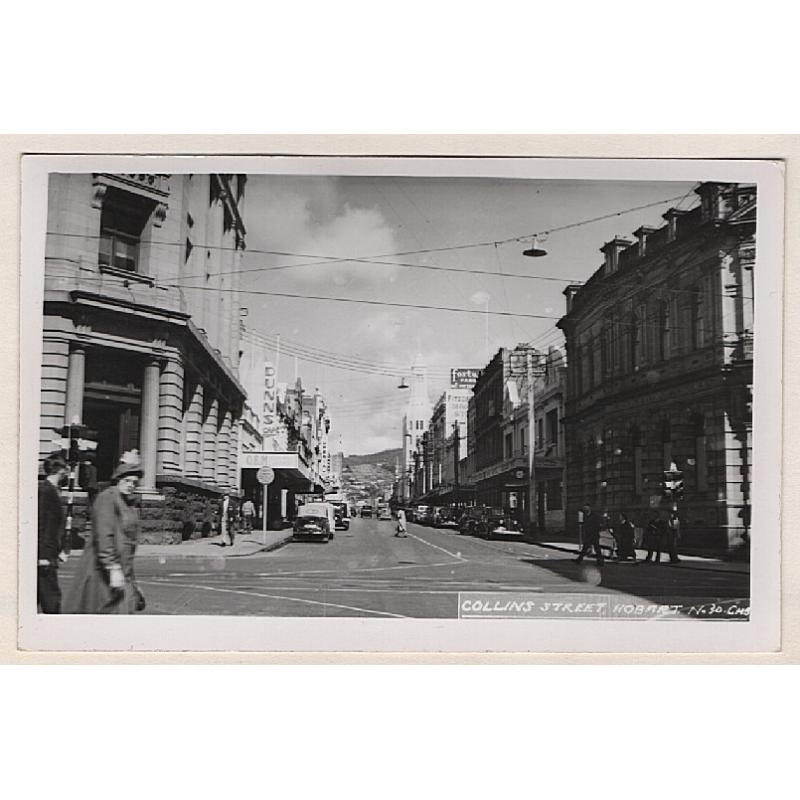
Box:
240 450 314 490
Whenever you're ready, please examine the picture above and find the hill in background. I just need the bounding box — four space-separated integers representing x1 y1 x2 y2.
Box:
341 448 402 503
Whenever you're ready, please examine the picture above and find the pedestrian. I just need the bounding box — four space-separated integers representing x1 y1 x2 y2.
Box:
242 498 256 532
575 503 604 565
614 512 638 562
395 508 407 537
38 452 69 613
665 511 682 563
63 451 146 614
643 513 664 563
220 494 230 546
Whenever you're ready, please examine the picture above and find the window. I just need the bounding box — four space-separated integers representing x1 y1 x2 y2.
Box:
693 413 708 492
691 286 704 349
658 301 671 360
98 187 155 273
599 327 609 378
631 425 643 496
547 479 563 510
546 409 558 444
504 433 513 459
537 417 544 447
520 426 527 455
630 311 639 371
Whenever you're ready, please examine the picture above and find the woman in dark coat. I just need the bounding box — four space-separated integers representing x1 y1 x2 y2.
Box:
63 452 145 614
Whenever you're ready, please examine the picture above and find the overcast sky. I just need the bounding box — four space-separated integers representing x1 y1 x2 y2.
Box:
237 174 696 455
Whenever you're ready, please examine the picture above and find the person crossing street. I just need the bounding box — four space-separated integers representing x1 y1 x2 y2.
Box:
395 508 408 537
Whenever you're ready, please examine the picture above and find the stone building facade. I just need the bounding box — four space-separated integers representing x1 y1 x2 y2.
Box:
41 172 247 543
557 182 755 554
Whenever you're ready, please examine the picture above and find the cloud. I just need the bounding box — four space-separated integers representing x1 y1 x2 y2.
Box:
246 177 400 292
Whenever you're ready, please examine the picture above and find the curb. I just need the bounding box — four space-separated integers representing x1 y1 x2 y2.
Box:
531 540 750 576
136 533 294 561
226 533 293 557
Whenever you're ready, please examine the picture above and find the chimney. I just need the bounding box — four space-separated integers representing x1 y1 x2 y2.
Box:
632 225 658 257
600 237 633 274
694 182 725 223
662 208 689 242
563 283 582 314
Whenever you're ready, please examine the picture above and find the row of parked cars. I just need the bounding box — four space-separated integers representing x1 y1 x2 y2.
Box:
402 505 527 541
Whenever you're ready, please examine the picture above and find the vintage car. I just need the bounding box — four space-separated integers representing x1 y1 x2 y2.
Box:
458 506 484 536
415 505 434 526
332 502 350 530
433 507 459 528
474 508 525 540
293 502 336 542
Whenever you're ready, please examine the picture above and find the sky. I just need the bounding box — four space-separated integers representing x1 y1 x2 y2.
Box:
234 174 697 455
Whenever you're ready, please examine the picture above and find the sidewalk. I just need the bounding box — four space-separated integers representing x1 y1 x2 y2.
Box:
534 541 750 575
136 530 293 562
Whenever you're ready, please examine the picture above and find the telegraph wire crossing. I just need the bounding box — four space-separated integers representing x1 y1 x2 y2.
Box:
44 189 698 282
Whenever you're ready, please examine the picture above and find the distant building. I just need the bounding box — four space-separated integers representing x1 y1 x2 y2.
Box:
422 386 472 506
557 182 755 554
41 173 247 543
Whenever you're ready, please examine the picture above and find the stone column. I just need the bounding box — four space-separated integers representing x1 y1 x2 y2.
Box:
230 415 241 493
140 359 161 493
215 408 231 488
157 357 184 477
183 380 203 478
64 345 86 424
40 330 69 465
202 395 219 484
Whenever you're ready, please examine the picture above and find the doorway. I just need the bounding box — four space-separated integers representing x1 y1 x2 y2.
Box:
83 399 141 482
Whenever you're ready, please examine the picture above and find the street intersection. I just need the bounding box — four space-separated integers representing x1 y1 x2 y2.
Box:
58 516 750 619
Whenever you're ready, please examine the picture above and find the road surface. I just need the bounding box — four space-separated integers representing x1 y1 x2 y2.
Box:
58 516 750 619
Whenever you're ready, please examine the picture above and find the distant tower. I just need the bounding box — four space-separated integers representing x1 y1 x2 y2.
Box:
401 353 432 501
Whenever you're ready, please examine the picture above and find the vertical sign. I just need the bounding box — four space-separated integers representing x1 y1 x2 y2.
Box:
261 361 280 440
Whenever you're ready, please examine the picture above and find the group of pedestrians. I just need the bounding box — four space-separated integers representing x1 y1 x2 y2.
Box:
574 503 682 566
37 449 146 615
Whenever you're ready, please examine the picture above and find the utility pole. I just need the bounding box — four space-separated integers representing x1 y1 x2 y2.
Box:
527 351 537 539
453 420 461 509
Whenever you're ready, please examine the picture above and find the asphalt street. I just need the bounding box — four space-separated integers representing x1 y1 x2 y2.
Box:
58 516 751 619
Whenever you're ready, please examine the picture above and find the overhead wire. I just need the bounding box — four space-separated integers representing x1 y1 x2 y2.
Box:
44 189 695 284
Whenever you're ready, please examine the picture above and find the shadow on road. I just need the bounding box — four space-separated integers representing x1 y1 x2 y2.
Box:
518 555 751 610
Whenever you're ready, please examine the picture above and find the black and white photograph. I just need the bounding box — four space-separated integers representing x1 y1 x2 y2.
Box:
18 155 783 652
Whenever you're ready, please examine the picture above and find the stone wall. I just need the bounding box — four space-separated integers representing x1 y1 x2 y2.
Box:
58 481 241 546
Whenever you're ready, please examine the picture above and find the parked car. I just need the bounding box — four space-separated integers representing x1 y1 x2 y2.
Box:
378 507 392 521
332 502 350 530
458 506 484 536
360 504 374 518
293 502 335 542
415 505 433 526
475 507 525 540
433 507 458 528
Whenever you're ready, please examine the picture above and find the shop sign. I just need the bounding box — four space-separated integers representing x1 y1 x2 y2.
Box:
450 367 481 389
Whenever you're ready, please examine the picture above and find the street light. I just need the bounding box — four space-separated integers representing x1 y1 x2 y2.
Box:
522 236 548 258
397 377 409 389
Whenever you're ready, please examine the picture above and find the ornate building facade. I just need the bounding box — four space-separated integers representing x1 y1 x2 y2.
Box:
557 182 755 554
40 172 247 542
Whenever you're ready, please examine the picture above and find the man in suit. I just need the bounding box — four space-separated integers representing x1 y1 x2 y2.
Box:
38 452 69 613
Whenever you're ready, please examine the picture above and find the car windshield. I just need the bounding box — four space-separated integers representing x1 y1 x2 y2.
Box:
298 503 331 518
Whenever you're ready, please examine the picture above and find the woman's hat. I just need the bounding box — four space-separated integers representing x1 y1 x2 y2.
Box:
111 449 144 482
